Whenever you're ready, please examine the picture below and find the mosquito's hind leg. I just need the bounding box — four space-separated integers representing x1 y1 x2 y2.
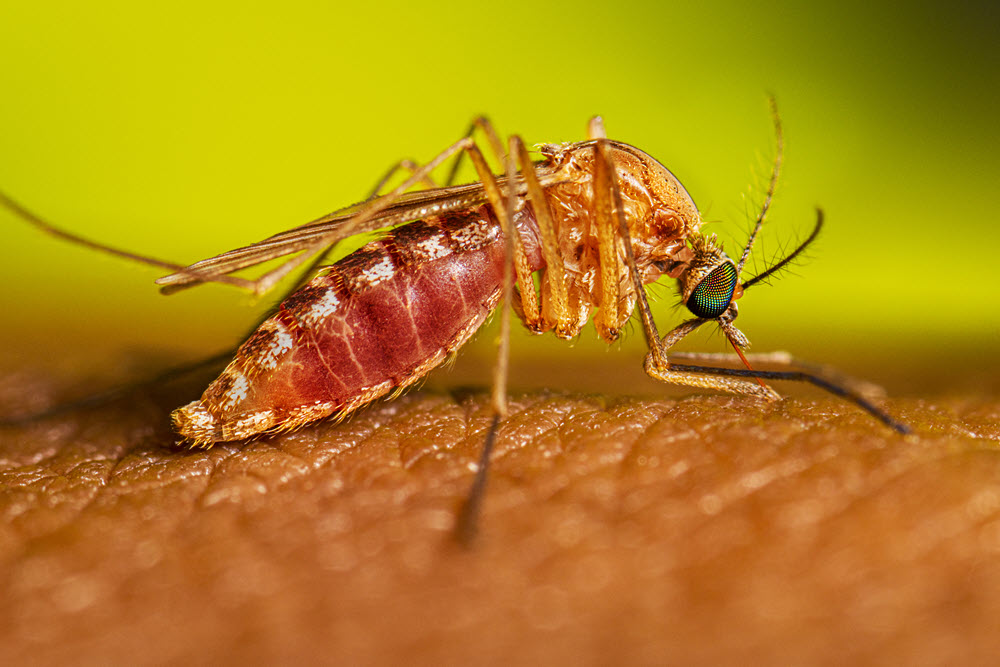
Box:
0 190 257 291
391 117 505 193
453 160 512 545
0 188 262 422
367 159 438 198
270 158 444 313
453 121 536 545
444 117 508 186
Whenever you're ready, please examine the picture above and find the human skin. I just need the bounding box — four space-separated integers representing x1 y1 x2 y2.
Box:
1 371 999 665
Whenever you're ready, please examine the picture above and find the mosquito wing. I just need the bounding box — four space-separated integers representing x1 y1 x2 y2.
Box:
154 163 564 293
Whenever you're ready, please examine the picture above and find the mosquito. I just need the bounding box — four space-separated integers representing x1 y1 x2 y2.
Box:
2 100 909 542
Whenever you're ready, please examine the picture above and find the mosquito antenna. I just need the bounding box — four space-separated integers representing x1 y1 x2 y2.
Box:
736 97 783 275
743 208 823 290
669 362 910 434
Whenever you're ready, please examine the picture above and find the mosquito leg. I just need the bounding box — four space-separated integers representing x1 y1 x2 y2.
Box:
643 318 781 399
665 362 911 434
0 189 256 291
669 351 888 398
2 236 327 423
509 136 572 335
587 116 608 140
0 187 270 423
5 241 340 426
451 124 538 333
587 115 631 339
587 129 673 368
444 116 506 186
670 350 798 364
367 159 437 198
386 116 508 195
1 256 319 425
644 358 782 399
511 138 564 324
157 116 526 296
642 318 908 432
590 137 641 342
454 132 523 546
586 126 779 399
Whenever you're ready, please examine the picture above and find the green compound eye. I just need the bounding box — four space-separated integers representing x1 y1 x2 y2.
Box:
687 262 738 319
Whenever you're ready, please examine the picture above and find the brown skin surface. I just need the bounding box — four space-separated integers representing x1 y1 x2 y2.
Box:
1 371 999 666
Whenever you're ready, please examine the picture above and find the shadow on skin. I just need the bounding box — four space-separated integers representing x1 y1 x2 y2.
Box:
1 378 999 664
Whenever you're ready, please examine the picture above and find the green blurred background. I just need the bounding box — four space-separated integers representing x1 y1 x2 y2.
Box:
1 0 997 398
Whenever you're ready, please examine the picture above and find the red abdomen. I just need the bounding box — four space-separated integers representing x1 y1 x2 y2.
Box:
172 206 539 445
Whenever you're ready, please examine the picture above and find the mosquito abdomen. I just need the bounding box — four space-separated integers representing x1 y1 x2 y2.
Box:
173 206 540 446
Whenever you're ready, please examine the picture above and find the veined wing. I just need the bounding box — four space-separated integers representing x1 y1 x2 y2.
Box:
154 163 564 293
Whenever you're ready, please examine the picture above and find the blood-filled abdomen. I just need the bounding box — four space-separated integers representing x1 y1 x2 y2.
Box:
173 206 538 446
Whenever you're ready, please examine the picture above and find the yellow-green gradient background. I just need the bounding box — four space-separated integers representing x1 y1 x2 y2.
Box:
1 1 997 395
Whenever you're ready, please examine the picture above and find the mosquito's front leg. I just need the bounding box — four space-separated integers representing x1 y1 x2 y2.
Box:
585 129 777 399
643 317 781 400
590 138 628 341
668 350 887 399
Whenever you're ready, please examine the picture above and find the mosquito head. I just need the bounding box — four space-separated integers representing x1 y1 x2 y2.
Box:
675 209 825 351
678 234 743 321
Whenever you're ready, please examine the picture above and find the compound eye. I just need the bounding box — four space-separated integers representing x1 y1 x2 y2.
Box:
687 262 738 319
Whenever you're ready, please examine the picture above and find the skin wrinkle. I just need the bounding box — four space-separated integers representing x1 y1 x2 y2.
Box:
312 401 418 474
9 467 107 538
55 459 112 492
493 414 562 466
404 399 502 473
310 424 386 475
2 387 1000 665
396 408 468 472
617 402 675 472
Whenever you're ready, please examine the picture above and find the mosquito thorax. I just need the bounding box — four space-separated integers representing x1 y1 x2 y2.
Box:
678 234 742 320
